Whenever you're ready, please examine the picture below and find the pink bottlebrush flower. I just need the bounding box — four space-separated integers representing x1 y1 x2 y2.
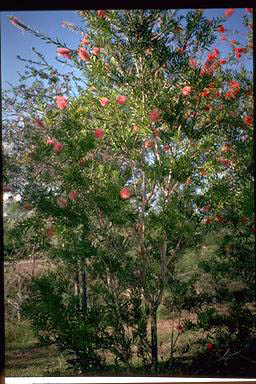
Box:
47 137 55 145
57 48 71 59
93 47 101 56
244 115 252 126
218 158 231 166
56 96 68 110
97 10 106 18
224 8 234 18
68 190 79 201
53 142 63 153
163 144 170 152
116 95 126 105
181 86 192 96
8 16 28 31
57 196 68 208
120 187 132 200
9 16 18 25
34 118 44 128
149 108 160 122
245 8 253 13
220 34 227 41
219 58 226 64
82 34 89 46
78 48 90 61
95 128 105 139
46 226 55 238
99 97 109 107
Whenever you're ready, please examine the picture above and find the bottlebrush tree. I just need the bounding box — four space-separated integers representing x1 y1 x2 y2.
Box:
4 8 254 373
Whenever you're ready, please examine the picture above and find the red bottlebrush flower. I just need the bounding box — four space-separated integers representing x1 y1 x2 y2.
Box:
208 53 214 62
116 95 126 105
163 144 170 152
245 8 253 13
202 205 210 212
208 343 214 351
131 125 139 133
120 187 132 200
202 88 210 97
215 91 221 98
149 108 160 122
205 105 212 112
46 226 55 238
203 216 211 224
244 115 252 126
225 91 235 100
240 216 248 224
234 47 247 54
95 129 105 139
217 25 225 33
68 190 78 201
224 8 234 17
215 214 223 224
209 82 215 89
82 34 89 46
56 96 68 110
213 48 220 57
93 47 101 56
47 137 55 145
53 142 63 153
250 227 256 233
97 10 106 18
23 202 32 210
177 324 183 332
57 196 68 208
176 47 185 55
230 39 237 46
34 118 44 128
78 48 90 61
99 97 109 107
189 58 197 69
182 86 192 96
57 48 71 59
222 144 231 152
229 80 240 90
218 158 231 166
219 58 226 65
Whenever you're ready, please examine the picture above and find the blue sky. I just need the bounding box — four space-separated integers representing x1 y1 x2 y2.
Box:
1 8 252 90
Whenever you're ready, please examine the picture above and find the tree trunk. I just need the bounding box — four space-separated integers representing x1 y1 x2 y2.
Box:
151 306 158 371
